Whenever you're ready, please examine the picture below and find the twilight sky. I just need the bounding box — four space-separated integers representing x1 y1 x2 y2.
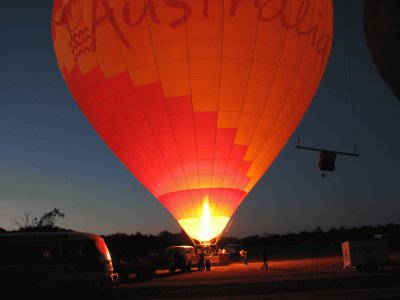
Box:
1 0 399 237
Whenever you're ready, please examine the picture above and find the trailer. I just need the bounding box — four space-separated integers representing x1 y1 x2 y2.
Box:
342 239 389 271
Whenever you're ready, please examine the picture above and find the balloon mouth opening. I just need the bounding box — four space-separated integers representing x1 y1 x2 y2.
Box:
178 216 230 242
177 198 230 242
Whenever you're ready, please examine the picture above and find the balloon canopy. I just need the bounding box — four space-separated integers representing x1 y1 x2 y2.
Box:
364 0 400 101
52 0 333 243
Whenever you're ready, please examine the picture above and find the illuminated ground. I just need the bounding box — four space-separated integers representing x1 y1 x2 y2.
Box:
108 254 400 299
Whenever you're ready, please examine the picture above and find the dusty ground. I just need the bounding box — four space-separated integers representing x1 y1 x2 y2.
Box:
102 254 400 299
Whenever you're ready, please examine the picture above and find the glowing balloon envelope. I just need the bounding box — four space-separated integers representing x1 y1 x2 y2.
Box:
52 0 333 243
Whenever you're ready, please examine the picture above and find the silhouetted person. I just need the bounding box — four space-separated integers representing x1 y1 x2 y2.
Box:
198 250 205 271
205 257 211 271
240 249 248 265
261 248 269 270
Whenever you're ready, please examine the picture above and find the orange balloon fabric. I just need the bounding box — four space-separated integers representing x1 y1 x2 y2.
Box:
52 0 333 242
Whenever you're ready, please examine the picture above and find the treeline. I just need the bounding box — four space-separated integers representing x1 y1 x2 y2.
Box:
225 223 400 248
103 230 192 259
2 211 399 260
102 223 400 260
220 223 400 258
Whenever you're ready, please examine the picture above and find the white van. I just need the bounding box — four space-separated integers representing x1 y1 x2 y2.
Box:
0 231 119 290
342 239 389 271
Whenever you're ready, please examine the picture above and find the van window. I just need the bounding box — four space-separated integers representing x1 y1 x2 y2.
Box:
1 241 61 265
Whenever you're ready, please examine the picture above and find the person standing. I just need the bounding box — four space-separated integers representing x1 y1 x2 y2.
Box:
198 249 205 271
240 249 248 265
261 248 269 270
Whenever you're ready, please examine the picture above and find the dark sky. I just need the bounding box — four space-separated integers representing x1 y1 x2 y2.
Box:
1 0 399 237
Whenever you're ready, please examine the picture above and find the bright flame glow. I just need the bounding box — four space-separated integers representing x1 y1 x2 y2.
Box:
201 198 212 240
178 197 230 242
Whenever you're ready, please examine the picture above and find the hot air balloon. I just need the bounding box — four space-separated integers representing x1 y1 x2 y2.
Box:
52 0 333 245
364 0 400 101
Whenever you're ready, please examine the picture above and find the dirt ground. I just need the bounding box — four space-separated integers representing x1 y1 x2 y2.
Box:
103 254 400 299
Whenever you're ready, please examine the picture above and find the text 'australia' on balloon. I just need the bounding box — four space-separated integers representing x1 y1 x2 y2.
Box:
53 0 330 70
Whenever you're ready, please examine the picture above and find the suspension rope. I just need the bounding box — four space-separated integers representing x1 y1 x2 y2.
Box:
323 173 362 225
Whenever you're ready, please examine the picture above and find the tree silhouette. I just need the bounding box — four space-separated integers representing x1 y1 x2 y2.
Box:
13 208 66 232
36 208 65 227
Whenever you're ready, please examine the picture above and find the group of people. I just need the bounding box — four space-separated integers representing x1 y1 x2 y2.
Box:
173 246 269 271
239 248 269 270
